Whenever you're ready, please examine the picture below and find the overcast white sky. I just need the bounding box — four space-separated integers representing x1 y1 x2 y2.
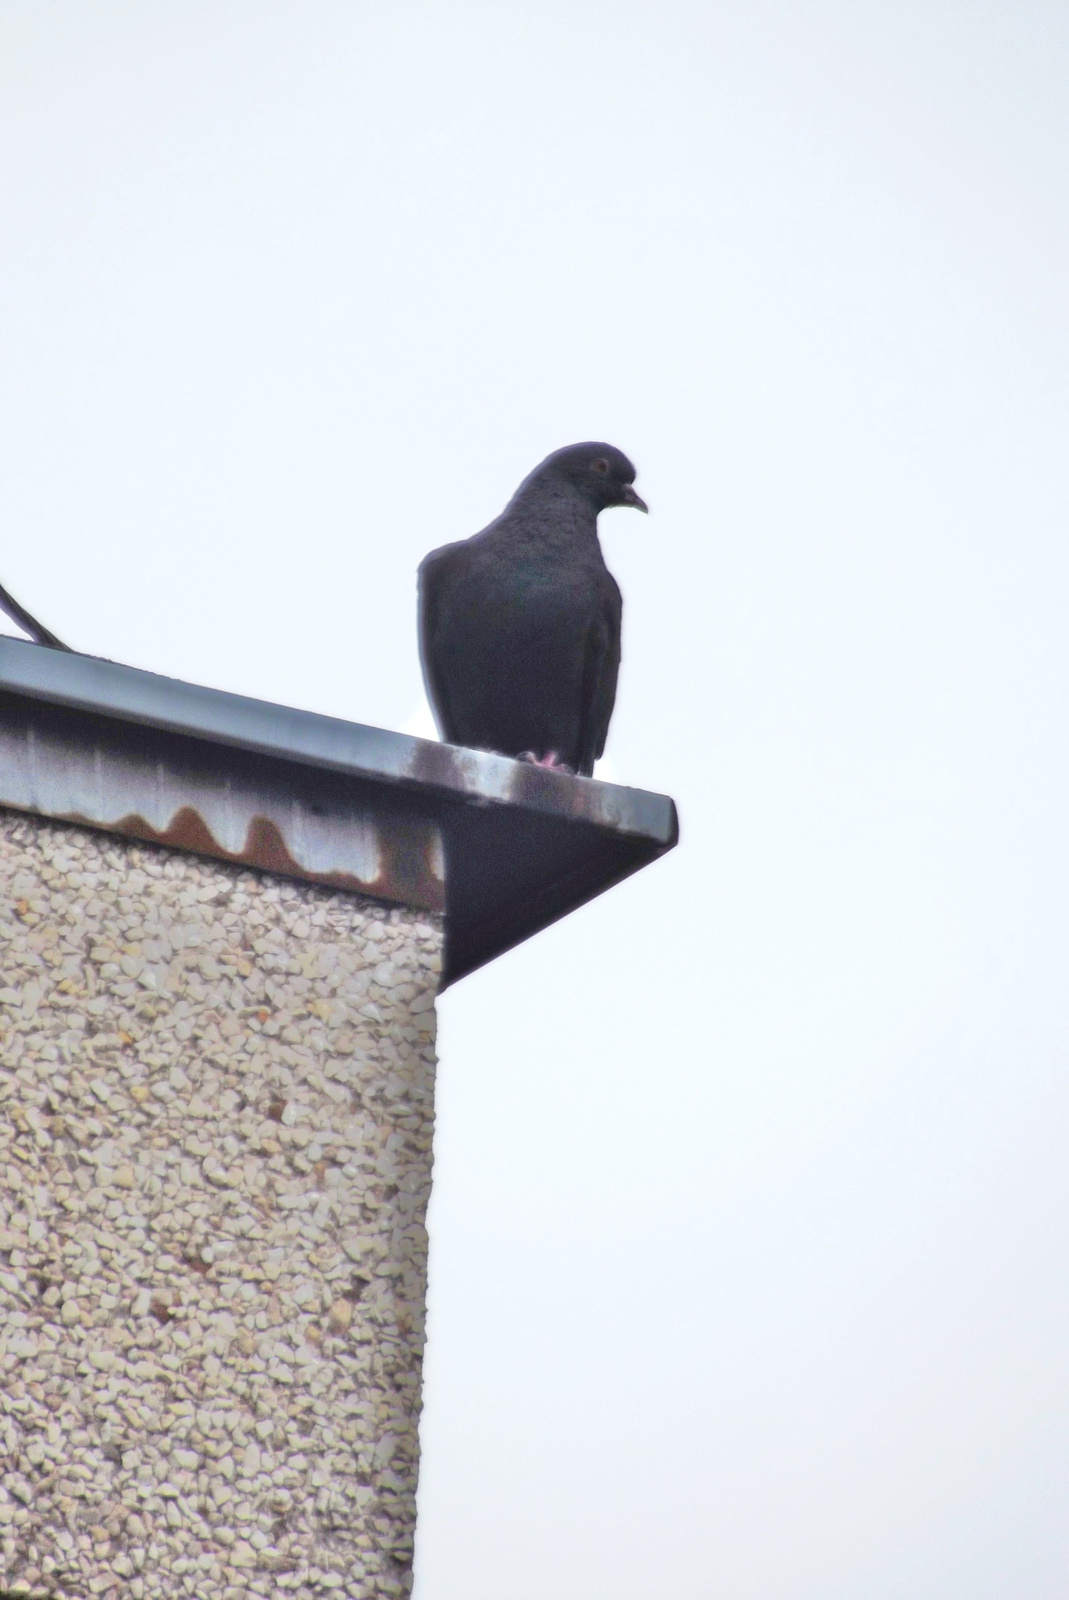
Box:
1 3 1068 1596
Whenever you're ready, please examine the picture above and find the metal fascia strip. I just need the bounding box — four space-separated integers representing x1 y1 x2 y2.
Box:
0 638 677 848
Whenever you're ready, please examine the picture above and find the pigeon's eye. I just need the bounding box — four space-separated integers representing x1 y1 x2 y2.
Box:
592 458 610 474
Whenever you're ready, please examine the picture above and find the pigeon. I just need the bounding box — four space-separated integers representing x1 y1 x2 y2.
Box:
418 442 646 776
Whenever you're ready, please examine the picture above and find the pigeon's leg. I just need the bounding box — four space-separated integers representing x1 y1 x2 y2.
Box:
519 751 575 776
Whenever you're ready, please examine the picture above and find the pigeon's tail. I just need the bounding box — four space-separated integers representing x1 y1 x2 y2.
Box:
0 582 71 651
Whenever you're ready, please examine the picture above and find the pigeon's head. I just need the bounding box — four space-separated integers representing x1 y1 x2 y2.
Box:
534 442 648 514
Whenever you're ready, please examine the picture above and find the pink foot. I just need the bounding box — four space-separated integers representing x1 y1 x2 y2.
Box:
519 750 575 775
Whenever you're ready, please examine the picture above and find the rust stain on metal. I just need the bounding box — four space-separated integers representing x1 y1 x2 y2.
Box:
0 697 447 913
47 804 445 913
404 726 671 838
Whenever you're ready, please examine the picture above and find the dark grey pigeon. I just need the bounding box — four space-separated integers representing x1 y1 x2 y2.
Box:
418 442 646 776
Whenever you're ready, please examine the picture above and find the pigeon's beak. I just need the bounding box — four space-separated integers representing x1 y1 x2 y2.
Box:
620 483 648 513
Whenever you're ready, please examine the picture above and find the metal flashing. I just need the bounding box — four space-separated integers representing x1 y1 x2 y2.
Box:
0 637 678 986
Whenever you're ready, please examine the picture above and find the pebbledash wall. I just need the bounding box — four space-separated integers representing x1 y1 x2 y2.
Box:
0 639 677 1600
0 815 439 1600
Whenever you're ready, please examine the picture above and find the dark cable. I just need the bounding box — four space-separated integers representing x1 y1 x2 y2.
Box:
0 582 71 651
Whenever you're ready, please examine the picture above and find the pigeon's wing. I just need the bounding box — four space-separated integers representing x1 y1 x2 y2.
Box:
417 542 465 742
575 570 622 776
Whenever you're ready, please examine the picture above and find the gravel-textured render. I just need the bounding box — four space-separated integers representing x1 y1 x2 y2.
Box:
0 809 442 1599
